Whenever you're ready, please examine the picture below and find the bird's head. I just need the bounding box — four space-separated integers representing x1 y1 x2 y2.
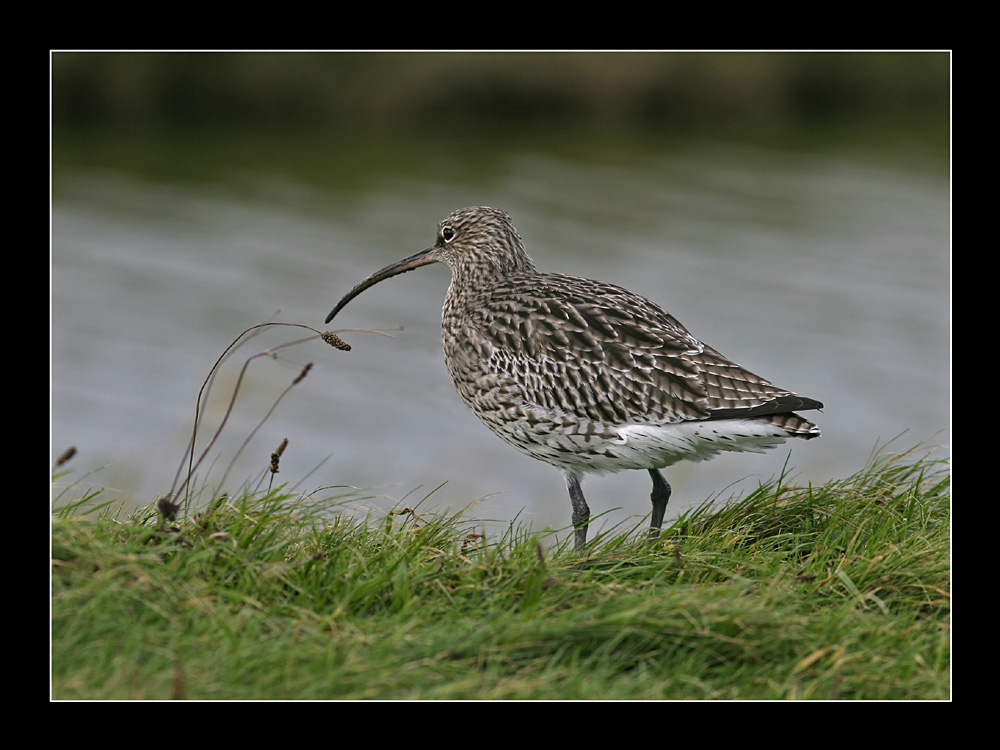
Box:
325 206 535 324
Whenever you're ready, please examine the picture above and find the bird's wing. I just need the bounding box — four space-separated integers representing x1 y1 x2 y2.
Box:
470 272 819 425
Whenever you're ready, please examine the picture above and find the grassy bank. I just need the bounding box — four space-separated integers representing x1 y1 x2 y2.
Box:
51 444 949 700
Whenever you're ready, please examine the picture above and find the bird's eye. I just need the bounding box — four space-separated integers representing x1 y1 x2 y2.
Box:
442 226 455 243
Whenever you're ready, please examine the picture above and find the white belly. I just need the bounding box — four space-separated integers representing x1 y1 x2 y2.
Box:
488 414 793 475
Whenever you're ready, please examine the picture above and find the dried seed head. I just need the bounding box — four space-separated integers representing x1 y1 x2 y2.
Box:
156 495 180 521
270 438 288 474
321 332 352 351
54 446 77 468
293 362 313 385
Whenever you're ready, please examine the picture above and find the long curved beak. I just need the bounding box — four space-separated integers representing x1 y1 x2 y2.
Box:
325 247 439 324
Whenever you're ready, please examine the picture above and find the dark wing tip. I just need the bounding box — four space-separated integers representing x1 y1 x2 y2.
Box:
708 394 823 420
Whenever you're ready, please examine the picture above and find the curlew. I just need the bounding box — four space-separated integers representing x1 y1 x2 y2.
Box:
326 207 822 553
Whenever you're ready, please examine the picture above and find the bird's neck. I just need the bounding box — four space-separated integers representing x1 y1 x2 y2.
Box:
442 254 536 324
450 251 537 291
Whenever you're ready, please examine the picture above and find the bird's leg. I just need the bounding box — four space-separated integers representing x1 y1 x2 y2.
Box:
565 474 590 554
647 469 672 541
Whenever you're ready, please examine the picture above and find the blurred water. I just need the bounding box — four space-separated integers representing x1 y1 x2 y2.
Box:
51 139 950 540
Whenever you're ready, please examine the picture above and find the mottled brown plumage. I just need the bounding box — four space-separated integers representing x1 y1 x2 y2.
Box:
327 206 822 552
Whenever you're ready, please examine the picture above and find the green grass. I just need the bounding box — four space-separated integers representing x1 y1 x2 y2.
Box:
51 444 949 700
